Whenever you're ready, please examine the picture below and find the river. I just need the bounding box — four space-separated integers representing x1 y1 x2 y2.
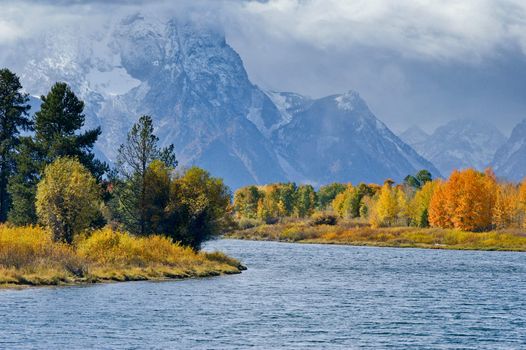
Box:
1 239 525 349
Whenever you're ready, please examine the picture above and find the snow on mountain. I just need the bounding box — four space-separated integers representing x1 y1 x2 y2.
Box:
271 91 441 185
491 119 526 181
1 13 442 188
405 119 505 177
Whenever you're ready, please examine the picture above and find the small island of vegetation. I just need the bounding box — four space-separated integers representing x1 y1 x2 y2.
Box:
0 68 243 287
229 169 526 251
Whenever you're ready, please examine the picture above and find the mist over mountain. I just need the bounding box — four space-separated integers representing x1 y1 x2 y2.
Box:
401 119 506 177
399 126 429 150
491 120 526 181
2 13 440 188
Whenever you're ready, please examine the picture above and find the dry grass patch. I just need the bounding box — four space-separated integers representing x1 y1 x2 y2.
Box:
0 226 243 287
228 220 526 251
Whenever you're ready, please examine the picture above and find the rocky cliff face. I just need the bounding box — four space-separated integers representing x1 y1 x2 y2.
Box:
2 13 440 188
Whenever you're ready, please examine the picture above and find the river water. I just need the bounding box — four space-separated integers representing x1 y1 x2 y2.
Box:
1 239 525 349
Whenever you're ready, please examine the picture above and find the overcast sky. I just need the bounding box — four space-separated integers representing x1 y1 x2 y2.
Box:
1 0 526 134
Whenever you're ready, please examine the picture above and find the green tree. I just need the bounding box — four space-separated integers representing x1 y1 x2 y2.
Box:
317 183 346 209
114 115 176 235
166 167 231 250
295 184 317 218
404 169 433 189
143 160 171 234
277 183 297 217
9 82 106 225
36 158 101 243
0 69 32 222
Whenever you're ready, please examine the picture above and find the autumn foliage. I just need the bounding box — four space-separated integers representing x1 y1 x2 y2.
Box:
235 168 526 233
428 169 497 231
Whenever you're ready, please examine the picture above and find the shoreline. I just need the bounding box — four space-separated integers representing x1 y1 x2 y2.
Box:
225 236 526 252
226 222 526 252
0 263 246 289
0 227 247 289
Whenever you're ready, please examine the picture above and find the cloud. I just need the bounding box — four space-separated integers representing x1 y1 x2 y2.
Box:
1 0 526 133
4 0 526 62
228 0 526 62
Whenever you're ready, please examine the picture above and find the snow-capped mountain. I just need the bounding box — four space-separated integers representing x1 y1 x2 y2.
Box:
402 119 505 177
491 120 526 181
1 13 440 188
270 91 440 184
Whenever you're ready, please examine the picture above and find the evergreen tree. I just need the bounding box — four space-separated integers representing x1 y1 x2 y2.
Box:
114 115 176 235
404 169 432 189
0 69 32 221
8 82 106 225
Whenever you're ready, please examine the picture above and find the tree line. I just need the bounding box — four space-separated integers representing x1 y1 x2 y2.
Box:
0 68 230 250
234 168 526 232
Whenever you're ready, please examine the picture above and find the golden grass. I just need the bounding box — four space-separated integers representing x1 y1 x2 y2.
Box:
227 220 526 251
0 226 243 287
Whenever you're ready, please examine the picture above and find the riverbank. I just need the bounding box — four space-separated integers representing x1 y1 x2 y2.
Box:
0 226 245 287
226 220 526 251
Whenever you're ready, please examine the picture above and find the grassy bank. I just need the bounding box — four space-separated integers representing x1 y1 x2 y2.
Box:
227 220 526 251
0 226 244 287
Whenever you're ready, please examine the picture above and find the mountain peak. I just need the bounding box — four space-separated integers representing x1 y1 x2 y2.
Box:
334 90 363 111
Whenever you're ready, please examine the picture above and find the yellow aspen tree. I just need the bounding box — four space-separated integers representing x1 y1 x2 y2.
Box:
375 183 399 227
493 183 520 229
396 187 411 226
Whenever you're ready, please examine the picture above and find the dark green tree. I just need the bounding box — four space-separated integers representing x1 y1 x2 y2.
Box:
114 115 176 235
8 82 106 225
0 69 32 222
404 169 433 189
415 169 432 185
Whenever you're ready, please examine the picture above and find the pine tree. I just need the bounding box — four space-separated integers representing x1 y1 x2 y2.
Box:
8 82 106 225
0 69 32 222
114 115 176 235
